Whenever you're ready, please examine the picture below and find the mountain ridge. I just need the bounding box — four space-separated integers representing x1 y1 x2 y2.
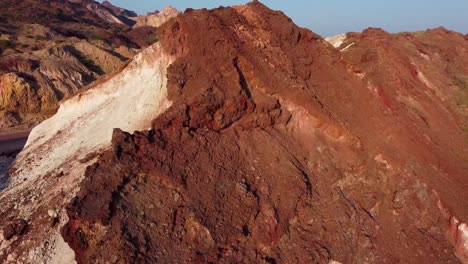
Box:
0 1 467 263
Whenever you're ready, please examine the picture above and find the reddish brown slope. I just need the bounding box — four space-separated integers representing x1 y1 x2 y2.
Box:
61 2 467 264
336 27 468 262
339 26 468 213
342 27 468 130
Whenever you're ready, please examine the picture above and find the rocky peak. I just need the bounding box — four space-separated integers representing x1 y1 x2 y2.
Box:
430 26 452 34
102 0 137 18
361 27 391 38
325 33 347 48
132 5 180 28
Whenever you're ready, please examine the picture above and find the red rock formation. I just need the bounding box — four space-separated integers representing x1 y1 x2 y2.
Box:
58 2 468 264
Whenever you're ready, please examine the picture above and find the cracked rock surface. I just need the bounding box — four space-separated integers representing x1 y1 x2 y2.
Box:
60 2 468 264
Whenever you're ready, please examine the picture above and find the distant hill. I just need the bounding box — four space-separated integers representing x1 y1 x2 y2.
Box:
0 0 168 132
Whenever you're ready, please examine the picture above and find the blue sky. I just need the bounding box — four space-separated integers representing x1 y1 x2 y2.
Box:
102 0 468 37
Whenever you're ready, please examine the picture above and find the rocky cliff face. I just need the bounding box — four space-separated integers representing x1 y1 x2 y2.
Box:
0 0 161 132
1 1 468 264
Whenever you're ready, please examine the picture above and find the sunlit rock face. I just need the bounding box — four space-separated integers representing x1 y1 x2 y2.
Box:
132 6 180 28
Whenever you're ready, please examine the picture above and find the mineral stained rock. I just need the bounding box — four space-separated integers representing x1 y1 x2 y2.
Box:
61 2 467 264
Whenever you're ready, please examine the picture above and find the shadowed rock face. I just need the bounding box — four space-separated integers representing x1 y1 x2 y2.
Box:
55 2 468 264
101 1 137 19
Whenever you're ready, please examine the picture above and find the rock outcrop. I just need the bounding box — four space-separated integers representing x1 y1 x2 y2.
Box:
1 2 467 264
132 6 180 28
0 72 56 115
